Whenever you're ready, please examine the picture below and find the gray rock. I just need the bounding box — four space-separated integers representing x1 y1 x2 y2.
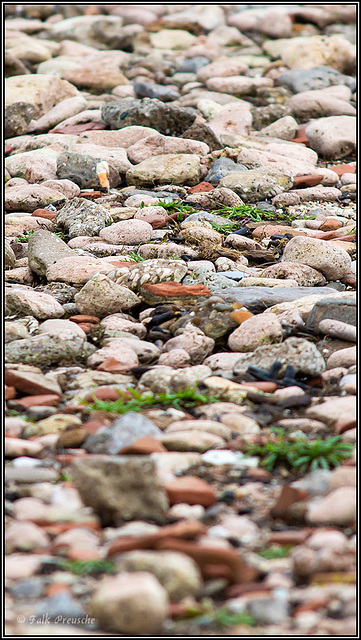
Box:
134 81 180 102
5 333 96 367
101 97 197 137
35 592 85 621
178 57 209 73
248 598 290 625
56 197 112 239
28 230 76 276
277 65 356 94
181 120 222 152
250 104 292 131
306 296 356 331
5 102 36 138
9 577 45 601
181 211 237 229
5 289 65 320
107 259 188 292
71 456 169 526
84 412 162 454
206 158 247 185
233 336 326 377
213 286 336 314
56 151 120 189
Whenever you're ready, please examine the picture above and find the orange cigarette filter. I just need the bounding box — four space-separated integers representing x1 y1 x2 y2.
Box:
96 161 110 192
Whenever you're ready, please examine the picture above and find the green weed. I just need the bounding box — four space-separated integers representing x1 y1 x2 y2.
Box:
123 252 145 262
257 545 292 560
188 599 256 628
244 429 353 474
57 558 116 576
81 386 218 414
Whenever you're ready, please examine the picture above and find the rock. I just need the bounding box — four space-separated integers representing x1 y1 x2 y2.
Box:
182 267 237 294
206 76 273 96
90 572 168 634
5 521 50 553
46 256 109 285
5 74 78 122
36 319 86 338
228 313 283 352
160 431 225 453
28 229 76 276
282 236 352 281
263 34 356 75
4 368 61 396
306 396 356 426
5 289 65 320
233 337 326 377
277 65 356 94
287 86 355 119
41 179 80 199
318 319 356 342
166 419 231 441
307 487 356 526
5 183 67 213
115 551 202 601
56 149 125 189
56 197 112 239
49 14 126 47
126 154 201 188
220 169 293 201
261 262 327 287
27 95 88 133
99 219 153 245
71 456 169 526
164 476 216 507
5 332 96 367
5 147 60 182
84 413 161 454
213 286 335 314
207 103 252 139
5 321 29 343
257 115 299 141
74 274 141 318
305 116 356 158
127 133 208 164
101 98 196 137
206 158 246 185
306 295 356 331
164 324 214 364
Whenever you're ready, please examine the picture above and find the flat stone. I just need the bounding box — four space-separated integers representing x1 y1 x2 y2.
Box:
84 413 162 455
4 369 62 396
140 282 211 305
5 288 65 320
213 286 335 314
306 296 356 330
306 396 356 425
5 332 96 367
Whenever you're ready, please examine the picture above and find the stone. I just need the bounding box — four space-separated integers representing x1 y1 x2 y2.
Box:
261 263 326 287
219 169 293 202
71 456 169 526
5 437 43 458
5 332 96 367
233 336 326 377
277 66 356 94
282 236 351 281
101 98 196 137
160 431 225 453
5 321 29 343
288 85 355 119
306 396 356 426
305 116 356 158
164 476 216 507
327 347 356 369
75 274 140 318
126 154 201 188
49 14 126 47
28 229 76 276
306 295 356 330
318 319 356 342
5 521 50 553
5 183 67 213
5 73 78 120
45 256 111 285
84 413 161 455
5 289 65 320
115 551 202 601
4 369 61 396
228 313 283 352
213 286 335 314
164 324 214 364
306 487 356 526
99 219 153 245
182 267 237 294
263 34 356 75
27 95 88 134
127 133 209 164
257 116 298 141
56 197 111 239
5 147 60 182
90 572 168 634
5 240 16 269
